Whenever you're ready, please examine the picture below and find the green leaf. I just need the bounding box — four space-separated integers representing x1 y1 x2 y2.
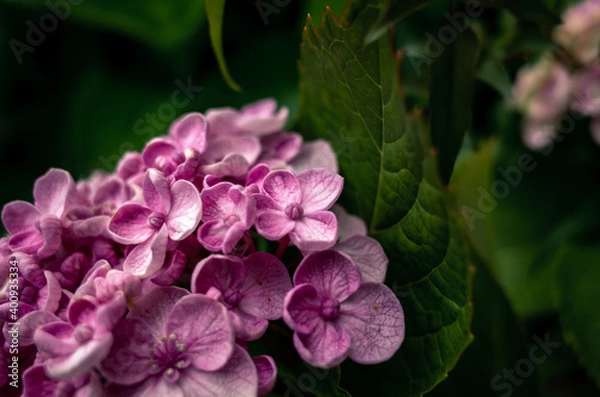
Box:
473 0 561 26
365 0 441 44
296 2 473 395
1 0 206 49
554 244 600 388
206 0 242 92
427 253 540 397
429 25 480 184
476 55 512 99
452 134 600 320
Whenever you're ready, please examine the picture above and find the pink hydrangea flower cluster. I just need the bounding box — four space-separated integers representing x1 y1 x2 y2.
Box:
512 0 600 149
0 99 405 396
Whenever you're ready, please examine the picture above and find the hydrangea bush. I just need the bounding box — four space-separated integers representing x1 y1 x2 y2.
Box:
0 99 404 396
512 0 600 148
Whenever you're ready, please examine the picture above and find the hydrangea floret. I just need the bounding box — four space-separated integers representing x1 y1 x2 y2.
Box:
0 98 405 397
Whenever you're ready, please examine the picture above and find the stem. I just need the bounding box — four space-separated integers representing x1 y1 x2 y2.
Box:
275 235 290 259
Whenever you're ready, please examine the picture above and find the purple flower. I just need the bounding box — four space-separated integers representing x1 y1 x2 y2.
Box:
554 0 600 65
331 205 388 283
142 113 207 179
116 151 145 181
33 292 126 379
254 169 343 251
572 65 600 116
2 169 77 258
200 135 262 178
65 174 135 239
289 140 339 174
23 364 102 397
257 131 302 168
206 98 288 136
512 57 572 122
283 250 404 368
99 287 258 397
197 182 256 254
253 355 277 396
191 253 292 341
108 169 202 277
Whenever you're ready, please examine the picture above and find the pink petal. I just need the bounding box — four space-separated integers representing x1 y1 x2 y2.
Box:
38 271 62 313
293 250 361 301
34 322 77 356
15 310 60 346
290 211 338 251
166 180 202 241
201 182 235 221
179 345 258 397
92 176 128 206
95 292 128 336
253 355 277 397
238 252 292 320
298 169 343 213
108 203 154 244
191 255 245 295
229 310 268 341
69 215 110 238
46 335 113 379
8 230 43 254
228 186 255 227
142 138 178 171
129 377 184 397
293 320 350 368
255 211 295 240
262 170 301 208
205 107 238 136
335 235 387 283
207 136 261 165
254 193 280 212
1 201 40 235
239 98 288 135
36 216 63 258
332 205 367 241
143 169 171 213
116 152 145 180
338 283 404 364
68 298 97 327
128 286 189 338
290 140 339 174
245 164 270 189
151 250 187 286
169 112 208 153
166 294 234 371
123 224 168 277
198 220 228 252
98 317 154 385
34 168 74 218
259 132 302 164
222 222 247 254
282 284 322 334
202 153 250 178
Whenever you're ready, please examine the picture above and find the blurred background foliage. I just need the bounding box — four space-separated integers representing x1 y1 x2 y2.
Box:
1 0 600 396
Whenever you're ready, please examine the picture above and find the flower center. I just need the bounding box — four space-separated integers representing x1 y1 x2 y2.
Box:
147 211 165 229
320 298 340 320
285 203 304 220
148 333 190 383
223 289 242 307
224 214 239 228
73 324 94 343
